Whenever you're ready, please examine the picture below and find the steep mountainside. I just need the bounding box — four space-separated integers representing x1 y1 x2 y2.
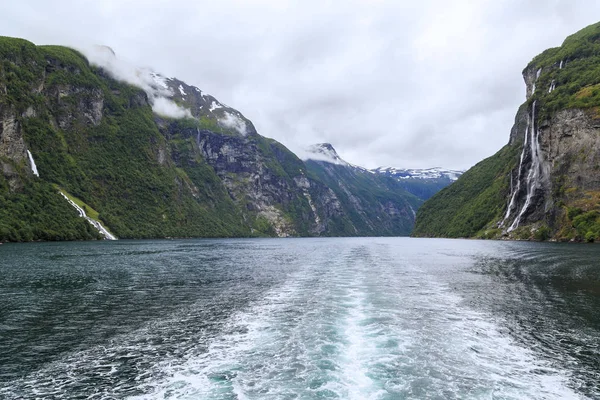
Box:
372 166 463 201
414 22 600 241
0 37 419 241
0 37 249 240
303 144 422 236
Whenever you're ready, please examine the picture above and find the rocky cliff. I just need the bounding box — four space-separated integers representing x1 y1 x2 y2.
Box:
0 36 419 241
304 144 422 236
414 22 600 241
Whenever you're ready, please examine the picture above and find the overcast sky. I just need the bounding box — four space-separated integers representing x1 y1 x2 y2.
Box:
3 0 600 169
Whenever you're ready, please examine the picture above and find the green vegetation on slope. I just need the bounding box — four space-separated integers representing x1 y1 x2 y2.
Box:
57 186 100 220
0 37 249 240
0 37 100 241
396 178 457 202
412 145 519 238
0 173 100 242
556 192 600 242
528 21 600 120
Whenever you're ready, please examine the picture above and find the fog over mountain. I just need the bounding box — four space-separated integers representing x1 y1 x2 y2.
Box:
2 0 600 170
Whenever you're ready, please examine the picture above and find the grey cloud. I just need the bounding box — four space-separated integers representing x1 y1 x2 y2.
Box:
2 0 600 170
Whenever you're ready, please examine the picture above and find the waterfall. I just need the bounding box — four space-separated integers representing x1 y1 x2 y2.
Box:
508 100 543 232
531 68 542 94
27 150 39 177
548 80 556 93
559 60 564 69
59 192 118 240
501 124 529 227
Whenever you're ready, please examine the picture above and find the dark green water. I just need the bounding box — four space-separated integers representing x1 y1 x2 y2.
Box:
0 238 599 399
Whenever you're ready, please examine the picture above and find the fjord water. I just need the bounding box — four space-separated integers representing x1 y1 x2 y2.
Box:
1 239 599 399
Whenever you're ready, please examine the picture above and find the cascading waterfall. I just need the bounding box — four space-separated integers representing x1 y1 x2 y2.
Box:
501 123 529 227
559 60 564 69
27 150 39 177
503 65 550 232
531 68 542 94
59 193 118 240
507 100 543 232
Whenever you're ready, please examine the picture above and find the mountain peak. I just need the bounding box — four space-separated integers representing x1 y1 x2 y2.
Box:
303 143 349 166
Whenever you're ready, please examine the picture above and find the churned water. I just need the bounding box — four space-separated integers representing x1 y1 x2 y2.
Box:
0 238 599 399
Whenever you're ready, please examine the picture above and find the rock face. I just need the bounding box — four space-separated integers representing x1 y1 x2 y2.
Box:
304 144 422 236
0 36 419 241
414 21 600 241
542 109 600 193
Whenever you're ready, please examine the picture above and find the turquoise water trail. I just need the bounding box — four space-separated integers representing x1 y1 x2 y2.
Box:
0 238 598 399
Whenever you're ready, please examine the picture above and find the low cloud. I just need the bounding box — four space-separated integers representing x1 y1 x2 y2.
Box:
152 97 192 119
3 1 600 169
218 112 248 135
79 45 191 119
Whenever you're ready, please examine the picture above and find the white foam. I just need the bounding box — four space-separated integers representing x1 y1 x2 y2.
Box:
127 271 308 399
338 289 378 399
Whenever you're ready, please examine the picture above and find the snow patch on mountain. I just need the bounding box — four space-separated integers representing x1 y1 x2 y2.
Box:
147 72 171 93
209 101 223 112
372 166 463 181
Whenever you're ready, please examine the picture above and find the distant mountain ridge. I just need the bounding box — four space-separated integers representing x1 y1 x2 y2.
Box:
371 166 463 181
371 167 463 201
302 144 462 202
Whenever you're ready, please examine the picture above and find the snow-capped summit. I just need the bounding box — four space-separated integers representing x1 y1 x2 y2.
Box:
371 166 463 181
302 143 350 166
